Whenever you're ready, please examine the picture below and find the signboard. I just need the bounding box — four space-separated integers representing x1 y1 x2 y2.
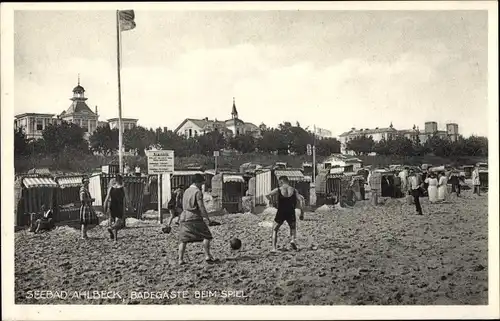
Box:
146 150 174 174
213 151 220 157
306 144 312 156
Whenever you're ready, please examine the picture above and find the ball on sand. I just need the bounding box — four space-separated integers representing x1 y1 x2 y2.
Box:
230 237 242 250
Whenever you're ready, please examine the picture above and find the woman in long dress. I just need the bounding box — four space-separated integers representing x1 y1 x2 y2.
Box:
80 177 99 239
425 173 438 203
437 172 448 202
104 174 130 241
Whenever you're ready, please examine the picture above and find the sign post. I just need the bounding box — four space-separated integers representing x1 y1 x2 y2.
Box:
146 150 175 224
213 150 220 174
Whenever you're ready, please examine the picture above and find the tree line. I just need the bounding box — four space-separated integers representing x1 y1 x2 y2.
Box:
14 120 487 161
14 121 342 158
345 134 488 157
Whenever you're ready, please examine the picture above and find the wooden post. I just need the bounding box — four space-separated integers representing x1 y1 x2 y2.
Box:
158 174 162 224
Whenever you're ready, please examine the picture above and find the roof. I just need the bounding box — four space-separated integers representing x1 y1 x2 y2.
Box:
107 118 138 122
73 85 85 92
23 177 58 188
15 113 56 119
56 176 85 188
172 171 204 176
27 168 51 175
326 154 363 163
64 101 96 116
339 127 398 137
274 170 311 182
174 118 225 133
223 175 245 183
204 169 216 175
174 118 259 134
225 118 245 125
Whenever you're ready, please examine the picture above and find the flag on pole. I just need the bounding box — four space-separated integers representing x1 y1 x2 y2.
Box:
119 10 136 32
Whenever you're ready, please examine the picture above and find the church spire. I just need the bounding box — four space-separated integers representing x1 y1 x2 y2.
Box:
78 73 80 86
231 97 238 119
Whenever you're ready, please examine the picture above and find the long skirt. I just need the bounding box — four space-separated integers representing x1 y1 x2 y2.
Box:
438 186 447 201
80 204 98 226
179 220 213 243
428 186 438 203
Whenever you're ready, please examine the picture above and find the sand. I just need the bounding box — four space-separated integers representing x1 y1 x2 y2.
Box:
15 190 488 305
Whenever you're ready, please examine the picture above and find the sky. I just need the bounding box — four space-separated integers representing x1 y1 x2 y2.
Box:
14 10 489 137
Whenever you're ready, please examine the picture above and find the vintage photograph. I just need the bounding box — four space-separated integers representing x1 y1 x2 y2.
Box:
2 1 499 319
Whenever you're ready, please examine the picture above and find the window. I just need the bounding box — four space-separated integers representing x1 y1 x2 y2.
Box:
36 119 43 131
82 119 89 132
189 129 193 138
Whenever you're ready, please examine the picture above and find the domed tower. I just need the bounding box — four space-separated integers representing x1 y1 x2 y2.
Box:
59 74 99 138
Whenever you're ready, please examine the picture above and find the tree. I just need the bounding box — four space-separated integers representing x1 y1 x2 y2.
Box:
42 121 88 154
387 136 415 156
14 128 29 156
257 128 288 154
346 135 375 155
123 126 156 156
463 135 488 156
228 133 256 153
315 137 341 156
89 125 118 155
197 131 226 156
424 135 452 157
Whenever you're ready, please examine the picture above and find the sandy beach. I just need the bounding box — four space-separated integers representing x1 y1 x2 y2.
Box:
15 190 488 305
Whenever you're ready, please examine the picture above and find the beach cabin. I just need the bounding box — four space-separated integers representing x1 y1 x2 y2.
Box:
320 154 363 173
315 171 342 206
15 175 59 227
204 169 216 192
88 173 147 219
211 173 246 213
477 163 488 190
369 169 397 198
54 175 85 222
254 168 311 206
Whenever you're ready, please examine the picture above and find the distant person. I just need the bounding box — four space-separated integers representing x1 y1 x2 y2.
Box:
104 174 130 241
80 177 99 239
163 184 184 233
472 166 481 196
399 167 409 195
266 176 304 253
437 172 448 202
449 171 461 197
425 173 438 203
142 176 153 212
393 174 402 198
409 171 423 215
33 205 55 233
177 174 218 265
135 166 141 177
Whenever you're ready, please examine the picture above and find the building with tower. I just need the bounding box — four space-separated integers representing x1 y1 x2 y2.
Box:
15 75 139 141
174 98 260 139
446 123 459 142
58 76 99 140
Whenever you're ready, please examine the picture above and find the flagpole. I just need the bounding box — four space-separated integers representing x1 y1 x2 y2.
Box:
313 124 316 184
116 10 124 174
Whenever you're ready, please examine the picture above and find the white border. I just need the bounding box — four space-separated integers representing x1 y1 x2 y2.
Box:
1 2 499 320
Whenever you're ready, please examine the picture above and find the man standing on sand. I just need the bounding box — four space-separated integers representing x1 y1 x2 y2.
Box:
409 170 423 215
266 176 304 253
472 166 481 196
177 174 218 265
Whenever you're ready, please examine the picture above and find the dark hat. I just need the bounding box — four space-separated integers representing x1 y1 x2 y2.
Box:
192 173 205 184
